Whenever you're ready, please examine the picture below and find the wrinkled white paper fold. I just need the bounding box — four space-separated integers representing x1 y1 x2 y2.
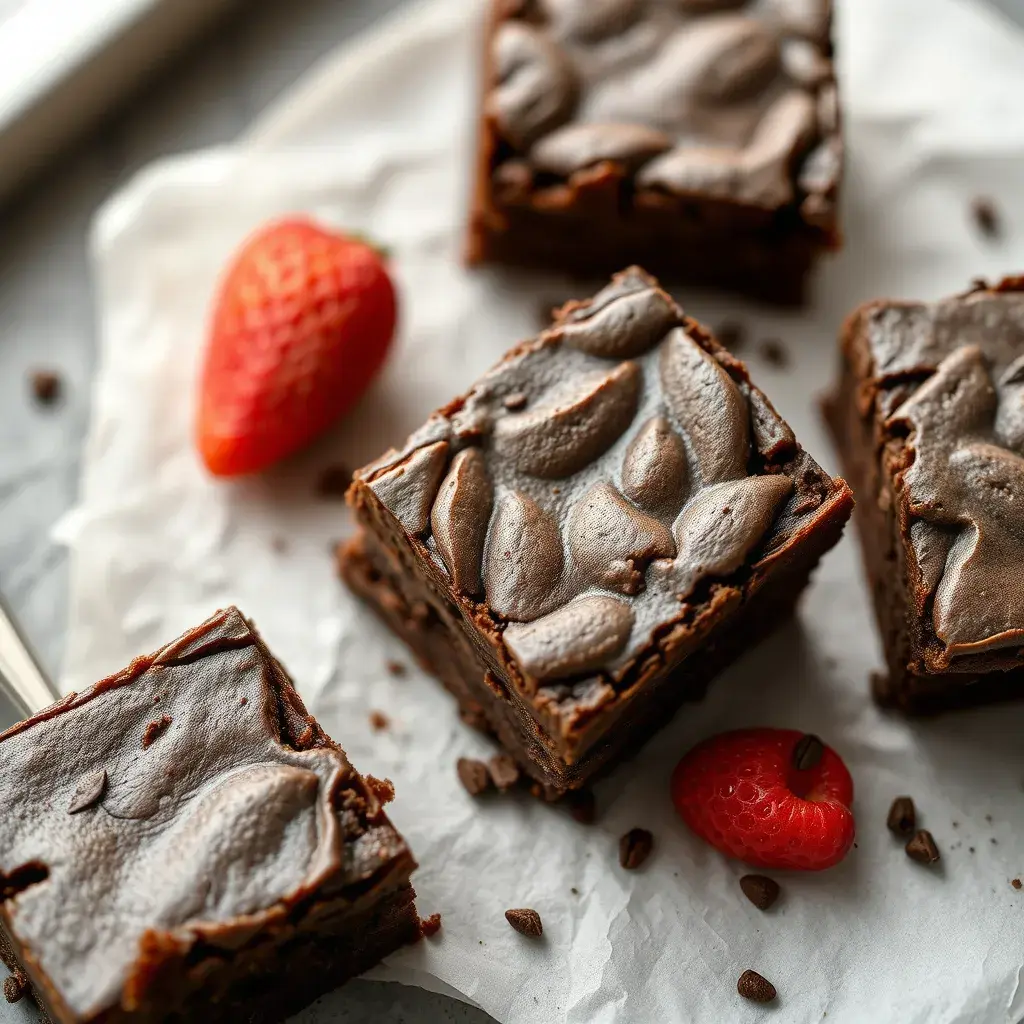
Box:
52 0 1024 1020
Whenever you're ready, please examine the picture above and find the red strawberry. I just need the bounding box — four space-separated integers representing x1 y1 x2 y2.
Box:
197 218 397 476
671 728 855 871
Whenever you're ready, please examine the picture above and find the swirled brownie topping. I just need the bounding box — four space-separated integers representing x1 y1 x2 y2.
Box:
866 279 1024 665
486 0 839 219
0 608 409 1020
357 268 825 684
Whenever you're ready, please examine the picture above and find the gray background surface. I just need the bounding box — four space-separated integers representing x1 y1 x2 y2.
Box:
1 0 1023 1021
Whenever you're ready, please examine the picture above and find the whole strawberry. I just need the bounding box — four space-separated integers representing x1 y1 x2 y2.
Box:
197 218 397 476
671 728 855 871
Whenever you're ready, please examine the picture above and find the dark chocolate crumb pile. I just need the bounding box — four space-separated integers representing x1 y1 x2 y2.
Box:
737 970 776 1004
505 908 543 937
618 829 654 870
740 874 780 912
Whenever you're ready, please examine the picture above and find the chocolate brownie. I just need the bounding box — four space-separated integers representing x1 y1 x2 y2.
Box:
0 608 420 1023
466 0 841 304
340 267 853 794
826 276 1024 713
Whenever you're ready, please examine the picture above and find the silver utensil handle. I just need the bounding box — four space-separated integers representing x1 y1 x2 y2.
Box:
0 595 59 719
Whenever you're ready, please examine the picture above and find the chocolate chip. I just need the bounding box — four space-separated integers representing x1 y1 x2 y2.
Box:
3 974 26 1004
488 754 521 791
619 828 654 870
505 908 543 937
369 710 390 731
715 319 747 352
905 829 940 865
316 464 352 499
1012 879 1022 890
68 769 107 814
739 874 780 911
457 757 492 796
758 338 789 368
737 970 776 1003
886 796 916 837
792 733 824 771
566 788 596 824
420 913 442 937
386 660 407 677
29 369 62 406
141 715 172 749
503 391 529 411
970 196 1001 238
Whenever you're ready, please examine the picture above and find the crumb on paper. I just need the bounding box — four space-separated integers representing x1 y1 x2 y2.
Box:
29 369 62 406
369 710 390 731
421 913 442 937
365 775 395 805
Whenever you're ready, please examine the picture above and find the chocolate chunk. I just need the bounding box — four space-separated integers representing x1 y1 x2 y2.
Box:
504 907 543 937
493 360 641 479
3 974 25 1004
737 969 776 1003
68 768 107 814
905 829 940 865
566 789 596 824
316 464 352 499
369 711 390 732
792 733 824 771
30 369 62 406
141 715 172 749
488 754 521 791
618 828 654 870
739 874 780 911
504 595 634 680
970 196 1001 238
457 758 493 796
420 913 442 937
759 338 789 367
886 796 916 837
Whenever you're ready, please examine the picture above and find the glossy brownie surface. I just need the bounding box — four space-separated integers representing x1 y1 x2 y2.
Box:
0 608 416 1022
347 268 852 780
829 277 1024 707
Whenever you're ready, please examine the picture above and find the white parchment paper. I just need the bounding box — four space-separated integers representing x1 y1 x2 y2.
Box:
51 0 1024 1020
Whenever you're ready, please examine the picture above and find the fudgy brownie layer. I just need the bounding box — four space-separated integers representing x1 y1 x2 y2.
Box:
468 0 841 301
824 277 1024 712
341 482 851 794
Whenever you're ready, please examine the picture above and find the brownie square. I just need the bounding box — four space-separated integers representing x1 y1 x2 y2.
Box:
341 267 853 794
466 0 842 304
825 276 1024 713
0 608 420 1024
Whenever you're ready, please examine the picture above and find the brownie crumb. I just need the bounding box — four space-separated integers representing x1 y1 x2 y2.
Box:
457 757 492 797
970 196 1001 238
619 828 654 870
715 319 747 352
758 338 789 368
365 775 395 805
141 715 172 749
887 796 916 837
239 697 248 706
906 829 940 865
369 710 390 732
740 874 780 911
737 970 776 1004
1012 879 1022 890
570 887 579 895
421 913 442 937
3 973 26 1004
503 391 529 411
68 769 107 815
316 464 352 499
985 814 993 824
566 788 596 825
488 754 521 792
969 847 976 854
505 908 543 937
29 369 62 406
386 660 407 678
792 733 824 771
